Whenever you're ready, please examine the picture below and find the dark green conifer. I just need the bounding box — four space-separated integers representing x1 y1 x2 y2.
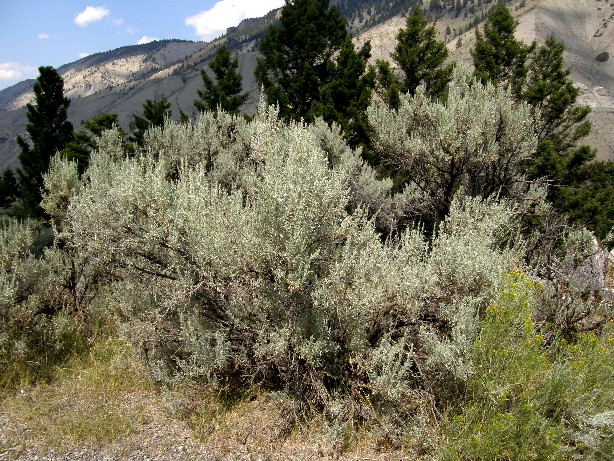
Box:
255 0 348 121
392 6 453 100
553 160 614 242
310 38 375 148
522 36 591 148
374 60 401 111
194 44 248 115
471 4 531 95
472 5 614 240
0 169 18 209
16 66 73 218
518 36 612 238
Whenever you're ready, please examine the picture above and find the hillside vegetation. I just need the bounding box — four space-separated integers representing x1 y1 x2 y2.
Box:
3 0 614 171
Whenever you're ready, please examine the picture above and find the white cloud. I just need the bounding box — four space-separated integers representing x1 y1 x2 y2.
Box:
78 52 90 59
110 18 124 26
37 33 50 40
185 0 284 41
126 26 139 35
136 36 158 45
74 6 110 27
0 62 36 81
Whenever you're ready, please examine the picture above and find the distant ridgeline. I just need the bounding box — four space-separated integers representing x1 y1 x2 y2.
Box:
58 39 198 71
331 0 513 33
224 0 435 46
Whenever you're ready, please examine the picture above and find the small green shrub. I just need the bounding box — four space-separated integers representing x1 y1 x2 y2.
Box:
596 51 610 62
438 272 614 460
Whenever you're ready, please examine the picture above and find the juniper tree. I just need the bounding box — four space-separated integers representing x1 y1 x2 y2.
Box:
254 0 349 121
16 66 73 218
194 44 248 115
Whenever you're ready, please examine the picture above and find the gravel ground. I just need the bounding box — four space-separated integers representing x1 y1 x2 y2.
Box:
0 406 218 461
0 396 414 461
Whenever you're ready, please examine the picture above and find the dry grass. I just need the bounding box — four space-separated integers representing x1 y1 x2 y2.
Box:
0 337 433 460
0 337 153 454
168 385 437 461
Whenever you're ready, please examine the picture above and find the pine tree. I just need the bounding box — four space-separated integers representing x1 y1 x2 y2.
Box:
309 38 375 148
194 44 248 115
521 34 593 187
129 97 171 147
392 6 453 100
16 66 73 218
471 4 531 95
521 37 614 240
254 0 349 121
472 6 614 240
553 160 614 241
472 8 590 157
522 36 591 148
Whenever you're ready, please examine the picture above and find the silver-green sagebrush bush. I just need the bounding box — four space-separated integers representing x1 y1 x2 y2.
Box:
31 67 612 457
55 89 524 424
368 64 537 222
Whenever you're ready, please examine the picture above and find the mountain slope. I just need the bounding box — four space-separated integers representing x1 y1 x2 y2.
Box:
1 0 613 171
447 0 614 160
0 39 262 170
0 4 285 170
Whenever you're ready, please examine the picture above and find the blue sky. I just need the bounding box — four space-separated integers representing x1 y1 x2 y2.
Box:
0 0 284 90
